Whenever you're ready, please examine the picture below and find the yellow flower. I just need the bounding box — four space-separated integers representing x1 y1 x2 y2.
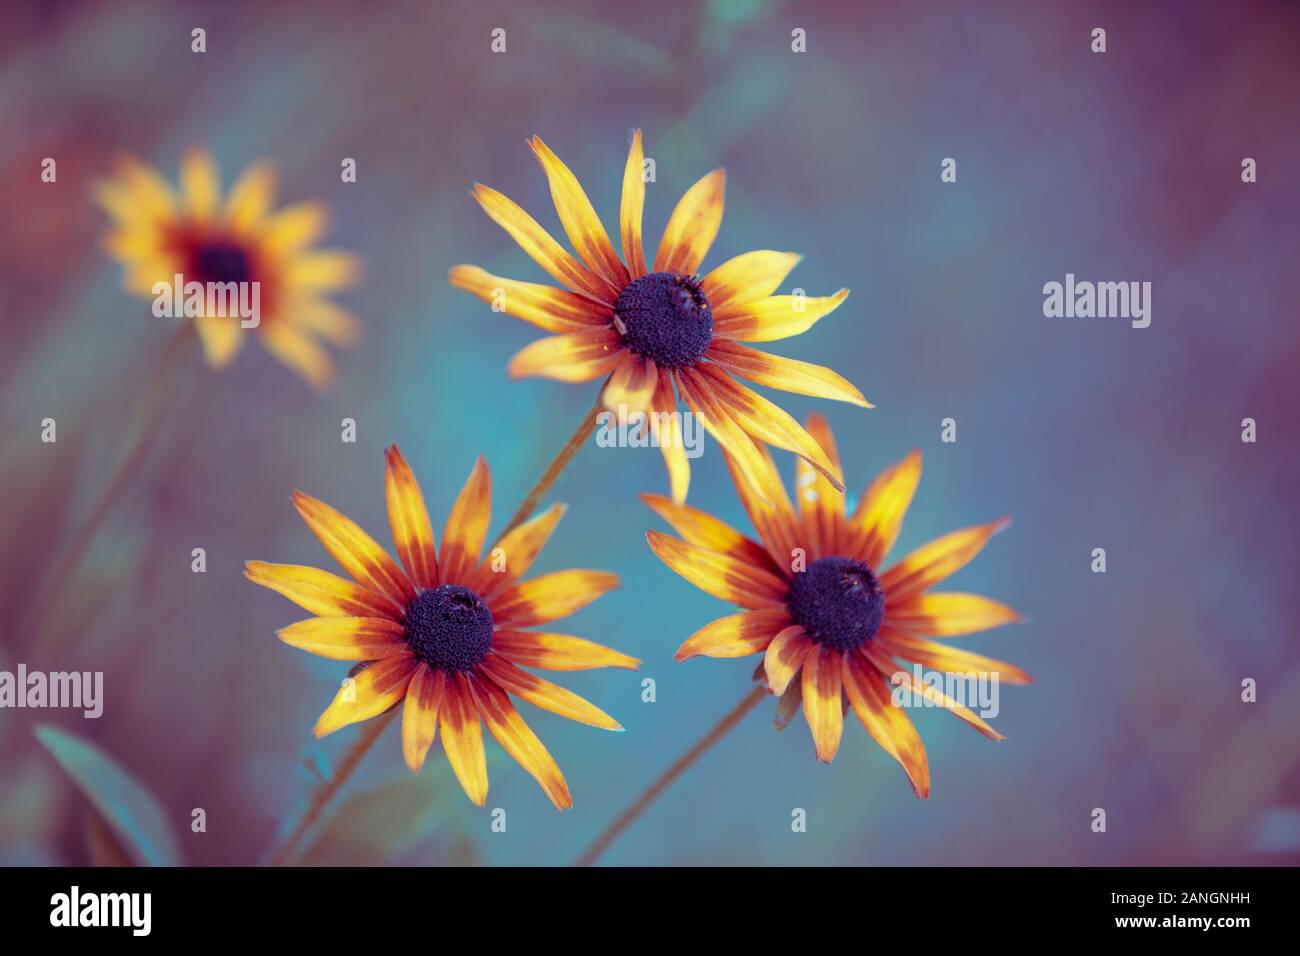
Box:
645 415 1030 798
246 446 636 809
450 131 869 503
96 148 361 390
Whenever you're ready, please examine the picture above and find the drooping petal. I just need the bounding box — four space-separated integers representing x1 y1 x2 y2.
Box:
648 369 690 504
439 457 491 586
470 674 572 810
712 289 850 343
313 655 416 738
529 135 629 289
675 366 772 497
848 449 922 567
224 162 276 232
794 412 848 559
864 645 1004 739
764 625 813 695
775 678 803 731
448 264 610 332
260 323 336 391
640 492 780 575
675 609 791 661
292 491 416 606
706 338 872 408
700 250 802 309
438 673 488 805
491 630 640 671
476 503 566 599
601 353 658 414
277 617 408 660
479 654 622 731
294 298 362 347
471 183 618 303
384 445 439 590
620 129 648 278
877 630 1033 685
506 327 623 382
401 664 446 772
884 592 1021 638
491 570 620 627
646 531 787 610
802 646 845 763
192 316 245 370
653 168 725 275
841 651 930 799
879 518 1011 602
179 148 219 221
720 441 802 572
244 561 404 620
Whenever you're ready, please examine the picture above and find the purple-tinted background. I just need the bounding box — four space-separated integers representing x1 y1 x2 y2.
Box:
1 0 1297 865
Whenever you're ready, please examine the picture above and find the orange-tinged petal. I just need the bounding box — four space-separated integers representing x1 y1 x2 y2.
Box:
880 518 1011 602
675 609 791 661
885 592 1021 637
712 289 850 343
448 264 609 332
506 328 623 382
491 630 640 671
764 625 813 694
384 445 439 590
641 492 779 575
648 369 690 504
864 645 1005 739
471 183 617 303
244 561 404 620
706 338 872 408
878 630 1033 685
646 531 786 610
841 652 930 799
620 129 648 278
292 491 416 606
700 250 802 309
313 655 416 738
476 503 566 599
224 162 276 232
602 353 658 414
438 673 488 805
802 646 845 762
479 654 622 731
439 457 491 586
470 674 572 810
849 449 921 567
722 442 802 571
529 135 629 289
675 366 771 497
277 616 407 660
401 664 446 772
180 148 219 221
491 570 620 627
795 412 847 559
654 168 725 275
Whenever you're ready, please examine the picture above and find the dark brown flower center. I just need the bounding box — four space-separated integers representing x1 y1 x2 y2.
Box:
786 556 885 653
613 271 713 368
402 585 494 671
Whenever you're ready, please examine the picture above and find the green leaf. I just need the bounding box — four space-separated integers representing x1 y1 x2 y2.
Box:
295 770 455 866
33 724 181 867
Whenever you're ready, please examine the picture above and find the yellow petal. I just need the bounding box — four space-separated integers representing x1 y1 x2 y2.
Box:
880 518 1011 602
707 338 872 408
476 503 565 599
244 561 404 620
849 449 922 567
654 169 725 275
722 441 802 571
479 654 622 731
641 492 777 573
438 673 488 805
401 664 446 772
700 250 802 309
277 616 407 660
675 366 772 499
294 298 361 347
877 630 1032 685
491 630 640 671
313 655 415 737
529 135 629 289
261 202 328 255
865 645 1005 739
292 491 416 605
841 651 930 798
193 315 245 370
491 570 620 627
282 250 361 292
795 412 848 559
224 162 276 233
802 646 844 763
439 456 491 586
675 609 791 661
506 328 623 382
180 148 219 222
385 445 439 590
448 264 610 332
712 289 850 343
885 592 1021 638
601 353 658 413
764 625 812 695
648 369 689 504
620 129 648 278
471 674 572 810
646 531 787 610
260 323 337 391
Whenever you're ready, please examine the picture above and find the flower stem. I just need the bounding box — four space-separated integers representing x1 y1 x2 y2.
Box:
498 391 606 538
266 707 398 866
574 684 767 867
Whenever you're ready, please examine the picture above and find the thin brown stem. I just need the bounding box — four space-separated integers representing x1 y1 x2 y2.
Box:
574 684 767 867
498 391 605 539
266 707 398 867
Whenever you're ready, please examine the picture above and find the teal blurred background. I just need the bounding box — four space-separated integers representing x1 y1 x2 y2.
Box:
1 0 1298 865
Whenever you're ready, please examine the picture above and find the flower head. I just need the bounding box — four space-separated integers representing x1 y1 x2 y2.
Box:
646 415 1030 798
96 148 360 389
246 447 635 809
450 131 870 503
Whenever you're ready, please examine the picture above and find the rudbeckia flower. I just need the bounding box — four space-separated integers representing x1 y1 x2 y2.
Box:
96 148 361 389
645 415 1030 798
450 130 869 503
245 446 635 809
